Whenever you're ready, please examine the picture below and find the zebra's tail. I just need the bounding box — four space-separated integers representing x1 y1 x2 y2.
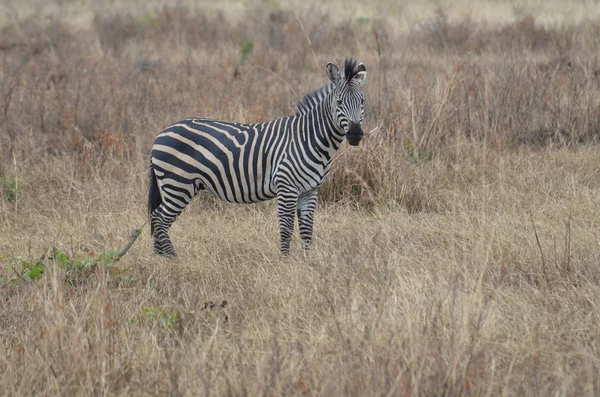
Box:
148 163 161 236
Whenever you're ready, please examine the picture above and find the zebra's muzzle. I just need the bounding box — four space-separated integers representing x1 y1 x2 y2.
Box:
347 122 363 146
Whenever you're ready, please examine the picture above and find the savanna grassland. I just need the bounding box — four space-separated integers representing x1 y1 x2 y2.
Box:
2 0 600 395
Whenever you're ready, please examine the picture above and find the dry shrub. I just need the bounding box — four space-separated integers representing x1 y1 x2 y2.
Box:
415 9 577 55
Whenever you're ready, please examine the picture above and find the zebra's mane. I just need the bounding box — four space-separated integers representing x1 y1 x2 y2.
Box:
293 59 361 116
294 82 335 116
342 58 360 83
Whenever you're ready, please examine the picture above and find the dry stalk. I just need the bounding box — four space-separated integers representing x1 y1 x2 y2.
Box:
343 166 376 205
529 211 548 288
418 61 464 148
115 222 146 261
292 10 319 70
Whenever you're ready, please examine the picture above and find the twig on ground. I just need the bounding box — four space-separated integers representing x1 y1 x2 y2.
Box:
529 212 548 288
115 222 146 260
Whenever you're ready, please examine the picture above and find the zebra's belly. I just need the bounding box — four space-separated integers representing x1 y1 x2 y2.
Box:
213 190 277 204
200 177 277 204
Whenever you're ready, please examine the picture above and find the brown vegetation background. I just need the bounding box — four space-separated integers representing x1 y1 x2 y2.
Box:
1 0 600 395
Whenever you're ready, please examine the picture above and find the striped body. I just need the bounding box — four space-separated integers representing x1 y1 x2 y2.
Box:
149 59 367 257
152 114 340 205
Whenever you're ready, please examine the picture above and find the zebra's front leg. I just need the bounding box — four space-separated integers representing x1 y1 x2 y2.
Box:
297 191 318 252
276 188 299 255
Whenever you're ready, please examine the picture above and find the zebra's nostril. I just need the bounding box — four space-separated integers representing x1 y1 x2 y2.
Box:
347 122 363 137
346 122 363 146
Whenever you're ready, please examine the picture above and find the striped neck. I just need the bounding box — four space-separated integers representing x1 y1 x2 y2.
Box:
296 92 345 157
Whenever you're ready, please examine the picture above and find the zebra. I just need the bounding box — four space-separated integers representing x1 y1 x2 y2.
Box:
148 58 367 258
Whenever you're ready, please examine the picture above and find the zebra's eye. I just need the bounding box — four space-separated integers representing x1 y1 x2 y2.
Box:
336 97 342 105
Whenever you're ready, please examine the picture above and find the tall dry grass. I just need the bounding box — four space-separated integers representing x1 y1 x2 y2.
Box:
1 2 600 396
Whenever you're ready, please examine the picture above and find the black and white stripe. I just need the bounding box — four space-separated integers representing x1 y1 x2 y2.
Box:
148 59 367 257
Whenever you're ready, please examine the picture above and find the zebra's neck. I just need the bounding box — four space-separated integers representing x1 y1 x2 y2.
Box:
292 93 345 159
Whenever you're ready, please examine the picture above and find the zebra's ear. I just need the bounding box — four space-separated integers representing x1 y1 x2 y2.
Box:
326 62 341 85
352 63 367 86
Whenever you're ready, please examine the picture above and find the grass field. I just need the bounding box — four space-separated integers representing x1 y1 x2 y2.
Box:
2 0 600 395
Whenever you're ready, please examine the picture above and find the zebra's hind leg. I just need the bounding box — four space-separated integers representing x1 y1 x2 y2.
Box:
150 204 179 258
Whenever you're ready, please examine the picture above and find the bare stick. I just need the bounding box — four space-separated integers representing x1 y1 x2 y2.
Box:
343 167 376 205
165 351 181 397
419 61 464 149
115 222 146 260
38 248 48 263
529 212 548 287
12 149 18 215
292 11 319 70
374 30 387 117
564 216 571 274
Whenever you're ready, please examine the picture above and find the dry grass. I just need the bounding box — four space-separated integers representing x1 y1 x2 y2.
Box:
2 1 600 396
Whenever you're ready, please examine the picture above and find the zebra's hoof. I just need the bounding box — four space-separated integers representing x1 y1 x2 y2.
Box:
155 250 177 259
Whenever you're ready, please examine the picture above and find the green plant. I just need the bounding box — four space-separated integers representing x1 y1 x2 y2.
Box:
356 16 370 25
1 248 135 287
6 256 45 283
138 10 158 27
140 306 181 329
54 248 135 286
238 38 254 65
1 176 18 203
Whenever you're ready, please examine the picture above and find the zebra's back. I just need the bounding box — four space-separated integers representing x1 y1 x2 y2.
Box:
151 117 290 204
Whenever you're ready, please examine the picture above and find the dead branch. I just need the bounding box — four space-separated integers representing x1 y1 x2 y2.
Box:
529 212 548 288
115 222 146 260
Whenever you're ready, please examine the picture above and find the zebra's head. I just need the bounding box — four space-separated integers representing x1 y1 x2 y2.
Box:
326 59 367 146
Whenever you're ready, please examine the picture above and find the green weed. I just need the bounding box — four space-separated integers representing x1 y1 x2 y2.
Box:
238 38 254 65
0 248 135 287
0 176 18 203
140 306 181 329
